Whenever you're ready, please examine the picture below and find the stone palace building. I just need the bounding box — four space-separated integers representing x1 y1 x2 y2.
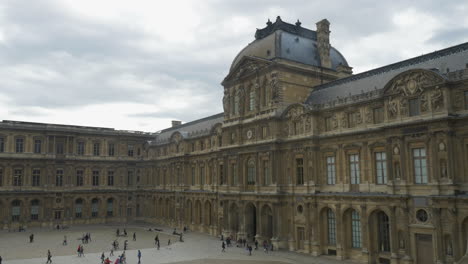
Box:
1 17 468 264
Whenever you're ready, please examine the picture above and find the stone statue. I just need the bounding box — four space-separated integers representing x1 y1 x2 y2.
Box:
431 87 444 111
388 97 398 118
400 98 408 116
420 94 428 112
223 91 230 114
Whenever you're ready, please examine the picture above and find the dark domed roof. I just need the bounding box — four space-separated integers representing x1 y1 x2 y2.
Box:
230 17 348 72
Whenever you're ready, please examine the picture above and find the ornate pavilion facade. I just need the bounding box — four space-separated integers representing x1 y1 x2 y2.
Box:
1 17 468 264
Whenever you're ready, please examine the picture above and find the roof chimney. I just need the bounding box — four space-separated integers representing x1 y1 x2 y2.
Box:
316 19 331 69
171 120 182 127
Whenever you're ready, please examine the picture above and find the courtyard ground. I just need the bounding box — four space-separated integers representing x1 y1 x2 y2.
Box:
0 223 356 264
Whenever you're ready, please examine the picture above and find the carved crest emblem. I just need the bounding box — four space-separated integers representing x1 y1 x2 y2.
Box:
387 70 443 96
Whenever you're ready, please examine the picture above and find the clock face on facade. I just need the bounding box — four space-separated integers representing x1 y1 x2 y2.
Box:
246 129 253 139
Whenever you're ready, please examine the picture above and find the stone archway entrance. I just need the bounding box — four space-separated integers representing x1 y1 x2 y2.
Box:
245 203 257 241
229 203 239 238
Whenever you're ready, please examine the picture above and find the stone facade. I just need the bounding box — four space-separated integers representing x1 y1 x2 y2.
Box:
2 18 468 264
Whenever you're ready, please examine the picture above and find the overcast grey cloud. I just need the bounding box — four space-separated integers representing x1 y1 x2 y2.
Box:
0 0 467 131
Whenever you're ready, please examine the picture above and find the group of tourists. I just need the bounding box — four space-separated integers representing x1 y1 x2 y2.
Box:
221 235 274 256
77 244 85 257
81 232 92 244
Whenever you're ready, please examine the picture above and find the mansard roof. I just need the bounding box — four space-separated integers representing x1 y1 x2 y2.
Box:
151 113 224 145
306 42 468 108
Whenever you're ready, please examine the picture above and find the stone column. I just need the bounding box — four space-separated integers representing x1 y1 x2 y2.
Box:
335 204 344 260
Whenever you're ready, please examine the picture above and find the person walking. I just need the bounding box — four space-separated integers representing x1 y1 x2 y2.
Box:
101 252 105 263
137 250 142 264
221 241 226 252
133 232 136 241
168 239 171 246
248 245 253 256
63 235 67 246
254 240 258 250
110 247 114 256
157 240 160 250
0 255 2 264
29 234 34 243
46 250 52 264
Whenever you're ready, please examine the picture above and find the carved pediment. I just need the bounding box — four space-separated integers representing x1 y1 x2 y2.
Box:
222 56 271 84
384 69 445 96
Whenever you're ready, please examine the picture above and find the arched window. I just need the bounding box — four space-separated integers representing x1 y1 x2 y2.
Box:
31 200 40 220
327 208 336 245
91 198 99 217
75 199 83 218
378 211 390 252
247 159 256 185
351 210 361 248
11 200 21 221
107 198 114 217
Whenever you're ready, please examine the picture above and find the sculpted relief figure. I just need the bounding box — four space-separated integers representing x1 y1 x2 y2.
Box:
223 90 230 114
340 113 347 128
400 98 408 116
332 115 339 129
390 71 439 96
365 108 372 123
388 97 398 118
420 94 429 112
431 87 444 111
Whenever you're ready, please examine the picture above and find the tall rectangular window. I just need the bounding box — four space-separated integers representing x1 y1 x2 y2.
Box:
76 170 84 186
92 170 99 186
373 107 384 124
263 160 270 185
93 143 100 156
128 144 134 157
107 170 114 186
191 167 195 186
32 169 41 186
108 143 115 156
34 139 42 153
296 158 304 185
247 161 255 185
327 209 336 245
249 90 255 111
232 164 238 186
413 148 428 184
15 138 24 153
56 169 63 186
77 142 85 155
13 169 22 186
351 211 362 248
56 142 64 154
375 152 387 184
409 98 420 116
349 154 360 184
219 164 224 185
326 156 336 185
0 137 4 152
348 112 359 128
127 170 134 186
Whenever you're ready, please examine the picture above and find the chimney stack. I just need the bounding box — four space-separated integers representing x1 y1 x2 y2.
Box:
316 19 331 69
171 120 182 127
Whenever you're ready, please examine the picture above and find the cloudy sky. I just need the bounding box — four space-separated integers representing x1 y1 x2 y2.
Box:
0 0 467 132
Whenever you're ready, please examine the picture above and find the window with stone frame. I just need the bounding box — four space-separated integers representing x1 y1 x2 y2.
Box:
127 170 134 186
375 152 387 184
247 159 256 185
75 199 83 218
93 142 100 156
0 136 4 152
249 89 255 111
76 170 84 186
91 199 99 217
32 169 41 187
11 200 20 221
409 98 420 116
15 138 24 153
92 170 100 186
128 144 134 157
0 168 3 186
30 200 40 220
34 139 42 154
107 170 114 186
326 156 336 185
296 158 304 185
13 168 22 186
108 143 115 156
77 141 85 155
56 169 64 186
373 107 384 124
378 211 391 252
56 141 64 154
413 147 428 184
347 112 359 128
351 210 362 248
200 166 205 185
349 154 360 184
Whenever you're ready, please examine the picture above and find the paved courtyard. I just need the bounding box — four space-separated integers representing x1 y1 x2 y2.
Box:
0 224 356 264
